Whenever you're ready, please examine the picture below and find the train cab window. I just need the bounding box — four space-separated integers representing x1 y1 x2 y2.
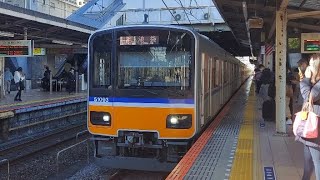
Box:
115 29 193 92
91 33 112 88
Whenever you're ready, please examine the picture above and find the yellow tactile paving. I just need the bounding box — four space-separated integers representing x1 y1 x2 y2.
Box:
229 86 255 180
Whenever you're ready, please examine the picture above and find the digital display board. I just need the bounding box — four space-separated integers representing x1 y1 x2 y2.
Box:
0 40 33 57
304 40 320 51
120 36 159 45
301 33 320 53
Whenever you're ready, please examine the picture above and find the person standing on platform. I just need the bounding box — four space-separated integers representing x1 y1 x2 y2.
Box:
4 67 13 94
13 67 25 101
42 66 51 91
259 67 272 102
254 64 264 94
298 54 320 180
66 68 76 94
295 58 309 100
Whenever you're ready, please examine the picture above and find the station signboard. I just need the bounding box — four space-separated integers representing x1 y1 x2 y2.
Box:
33 48 46 56
0 40 33 57
301 33 320 53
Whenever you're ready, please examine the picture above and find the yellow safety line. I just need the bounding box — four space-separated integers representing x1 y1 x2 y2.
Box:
0 94 85 109
229 85 255 180
253 100 263 180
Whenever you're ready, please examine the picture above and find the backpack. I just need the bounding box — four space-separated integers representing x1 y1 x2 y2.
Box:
261 69 272 84
268 83 275 99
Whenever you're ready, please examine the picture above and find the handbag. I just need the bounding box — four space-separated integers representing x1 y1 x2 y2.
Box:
293 95 318 139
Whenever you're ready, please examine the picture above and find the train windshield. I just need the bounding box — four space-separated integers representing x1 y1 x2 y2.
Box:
116 29 193 91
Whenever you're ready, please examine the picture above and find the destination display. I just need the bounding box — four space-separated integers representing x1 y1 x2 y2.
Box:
0 40 33 57
120 36 159 45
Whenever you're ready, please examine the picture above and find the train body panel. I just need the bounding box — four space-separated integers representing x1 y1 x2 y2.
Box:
87 24 250 171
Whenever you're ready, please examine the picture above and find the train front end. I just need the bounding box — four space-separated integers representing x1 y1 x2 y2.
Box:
87 26 196 171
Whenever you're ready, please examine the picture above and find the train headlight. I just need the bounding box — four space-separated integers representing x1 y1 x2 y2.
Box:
103 115 110 122
166 114 192 129
170 117 179 125
90 111 111 126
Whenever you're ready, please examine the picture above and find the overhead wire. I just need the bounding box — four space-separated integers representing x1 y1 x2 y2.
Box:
161 0 180 25
175 0 202 23
177 0 195 30
193 0 206 15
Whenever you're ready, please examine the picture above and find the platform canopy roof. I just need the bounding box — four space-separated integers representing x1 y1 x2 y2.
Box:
213 0 320 56
0 2 96 48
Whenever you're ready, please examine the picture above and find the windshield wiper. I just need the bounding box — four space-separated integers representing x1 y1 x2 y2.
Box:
143 89 159 95
158 87 185 97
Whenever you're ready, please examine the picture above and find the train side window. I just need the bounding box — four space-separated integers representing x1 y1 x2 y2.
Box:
226 63 229 83
224 62 228 83
211 58 215 88
92 33 112 88
215 59 219 87
220 61 223 85
232 64 234 81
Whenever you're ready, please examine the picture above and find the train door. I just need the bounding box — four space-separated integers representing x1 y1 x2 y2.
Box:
200 53 205 127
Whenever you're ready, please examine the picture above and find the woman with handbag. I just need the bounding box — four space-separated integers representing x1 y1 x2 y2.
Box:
13 67 25 101
297 54 320 180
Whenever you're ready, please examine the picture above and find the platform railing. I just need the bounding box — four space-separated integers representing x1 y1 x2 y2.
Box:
0 158 10 180
76 130 88 142
56 139 90 173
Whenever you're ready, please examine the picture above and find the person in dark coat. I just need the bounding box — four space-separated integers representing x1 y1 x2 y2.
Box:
254 64 264 93
66 68 76 94
42 66 51 91
298 54 320 180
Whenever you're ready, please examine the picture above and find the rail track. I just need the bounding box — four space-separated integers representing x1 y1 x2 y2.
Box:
0 123 88 162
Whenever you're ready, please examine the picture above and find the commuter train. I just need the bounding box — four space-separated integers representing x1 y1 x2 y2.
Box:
87 25 250 171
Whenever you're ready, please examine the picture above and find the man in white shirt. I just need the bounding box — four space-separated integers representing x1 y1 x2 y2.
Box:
13 67 25 101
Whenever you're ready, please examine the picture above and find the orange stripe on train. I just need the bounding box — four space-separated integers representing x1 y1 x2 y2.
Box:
88 105 195 139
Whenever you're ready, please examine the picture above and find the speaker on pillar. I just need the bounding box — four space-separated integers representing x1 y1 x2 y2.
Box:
248 17 264 29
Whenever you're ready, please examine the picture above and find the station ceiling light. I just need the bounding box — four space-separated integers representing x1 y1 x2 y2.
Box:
52 40 73 45
0 31 14 37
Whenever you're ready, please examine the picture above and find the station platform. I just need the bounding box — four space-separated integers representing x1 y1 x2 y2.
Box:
0 89 86 113
167 79 312 180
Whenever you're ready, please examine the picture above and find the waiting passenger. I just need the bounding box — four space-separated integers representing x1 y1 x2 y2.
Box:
298 58 309 74
4 67 13 94
254 65 263 93
260 67 273 102
13 67 25 101
41 66 51 91
297 54 320 180
293 58 309 106
66 68 76 94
